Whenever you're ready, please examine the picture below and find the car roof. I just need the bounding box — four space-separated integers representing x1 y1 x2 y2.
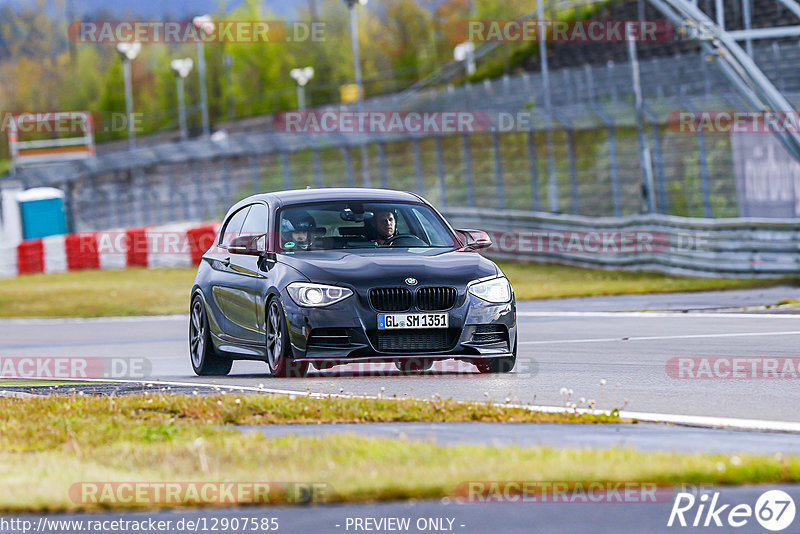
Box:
235 188 425 210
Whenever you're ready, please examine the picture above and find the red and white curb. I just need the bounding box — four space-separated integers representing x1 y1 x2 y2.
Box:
0 222 220 278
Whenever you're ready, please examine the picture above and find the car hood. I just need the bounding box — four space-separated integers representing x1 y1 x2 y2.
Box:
277 248 499 289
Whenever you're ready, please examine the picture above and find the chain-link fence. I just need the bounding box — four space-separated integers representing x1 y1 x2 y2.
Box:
9 13 800 232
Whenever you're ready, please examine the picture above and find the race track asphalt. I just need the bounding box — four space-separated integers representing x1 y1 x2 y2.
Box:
2 286 799 422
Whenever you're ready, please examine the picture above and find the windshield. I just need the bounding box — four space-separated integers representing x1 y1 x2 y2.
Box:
277 201 457 252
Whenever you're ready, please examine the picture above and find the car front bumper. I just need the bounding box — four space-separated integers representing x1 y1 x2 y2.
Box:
282 288 517 364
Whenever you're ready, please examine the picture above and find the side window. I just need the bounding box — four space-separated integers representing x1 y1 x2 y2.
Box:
239 203 268 253
240 203 268 237
411 207 453 246
219 207 250 247
395 210 411 235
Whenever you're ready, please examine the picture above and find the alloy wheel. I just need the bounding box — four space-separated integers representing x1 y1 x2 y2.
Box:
190 300 205 368
267 301 283 369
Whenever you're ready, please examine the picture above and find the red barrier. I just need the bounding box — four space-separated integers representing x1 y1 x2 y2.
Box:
65 233 100 270
186 224 218 265
125 227 148 267
17 240 44 274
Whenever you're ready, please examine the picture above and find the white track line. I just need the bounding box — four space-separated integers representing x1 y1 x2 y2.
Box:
520 330 800 345
5 376 800 434
518 311 800 318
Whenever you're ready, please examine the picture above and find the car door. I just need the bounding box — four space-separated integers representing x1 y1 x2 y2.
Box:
226 202 270 345
209 205 262 344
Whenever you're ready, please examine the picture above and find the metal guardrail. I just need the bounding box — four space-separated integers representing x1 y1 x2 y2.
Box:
442 207 800 278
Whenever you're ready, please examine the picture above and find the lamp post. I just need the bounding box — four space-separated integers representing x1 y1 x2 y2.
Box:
454 41 476 76
192 15 214 138
115 41 141 150
290 67 314 110
344 0 370 186
170 58 194 141
344 0 367 103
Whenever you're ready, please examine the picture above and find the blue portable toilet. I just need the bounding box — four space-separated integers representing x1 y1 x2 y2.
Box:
17 188 67 240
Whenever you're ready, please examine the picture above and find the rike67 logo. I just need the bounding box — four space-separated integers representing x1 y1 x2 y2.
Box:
668 490 796 531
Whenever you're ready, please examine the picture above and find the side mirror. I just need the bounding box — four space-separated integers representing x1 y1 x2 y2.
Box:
457 229 492 250
228 234 265 255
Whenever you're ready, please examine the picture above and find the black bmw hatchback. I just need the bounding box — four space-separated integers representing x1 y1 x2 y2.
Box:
189 188 516 377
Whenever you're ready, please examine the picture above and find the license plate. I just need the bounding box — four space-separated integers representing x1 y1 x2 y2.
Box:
378 313 449 330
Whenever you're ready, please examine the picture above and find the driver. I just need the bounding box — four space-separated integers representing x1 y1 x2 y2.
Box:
368 209 397 245
281 210 316 250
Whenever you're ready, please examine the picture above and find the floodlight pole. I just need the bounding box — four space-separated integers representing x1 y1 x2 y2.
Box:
116 42 141 151
176 76 188 140
345 0 370 187
627 23 656 214
172 58 193 141
122 57 135 150
196 41 210 138
193 15 214 139
291 67 314 111
346 0 364 103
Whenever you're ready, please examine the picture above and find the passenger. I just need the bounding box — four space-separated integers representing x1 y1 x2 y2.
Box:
281 211 316 250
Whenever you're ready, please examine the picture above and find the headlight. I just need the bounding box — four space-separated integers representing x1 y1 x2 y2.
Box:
287 282 353 307
468 276 512 303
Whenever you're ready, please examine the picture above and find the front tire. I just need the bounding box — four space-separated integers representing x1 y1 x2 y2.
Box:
266 297 309 378
190 295 232 376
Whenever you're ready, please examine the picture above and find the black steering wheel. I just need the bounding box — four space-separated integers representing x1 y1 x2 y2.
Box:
383 234 427 247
